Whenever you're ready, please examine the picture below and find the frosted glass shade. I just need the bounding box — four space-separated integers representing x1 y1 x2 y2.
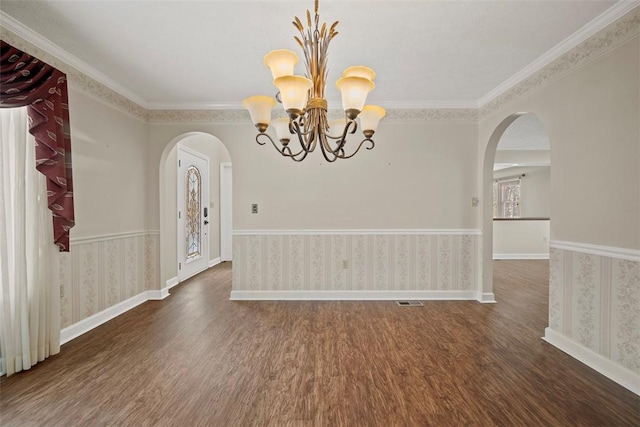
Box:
328 118 347 133
271 117 292 142
342 66 376 82
273 76 313 112
264 49 299 79
335 76 375 112
242 95 276 126
328 118 349 138
359 105 386 132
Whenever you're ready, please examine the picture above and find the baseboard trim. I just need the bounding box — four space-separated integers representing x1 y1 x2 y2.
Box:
208 257 221 268
230 290 478 301
543 327 640 396
166 276 179 289
60 292 148 345
61 289 170 345
493 253 549 260
478 292 497 303
148 288 170 300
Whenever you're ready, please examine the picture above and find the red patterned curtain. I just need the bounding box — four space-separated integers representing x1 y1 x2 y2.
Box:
0 41 75 251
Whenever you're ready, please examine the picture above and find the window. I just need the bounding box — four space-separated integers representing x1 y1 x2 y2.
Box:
185 165 202 259
493 178 521 218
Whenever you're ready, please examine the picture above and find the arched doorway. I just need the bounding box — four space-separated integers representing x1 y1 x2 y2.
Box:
492 114 550 260
481 113 550 302
158 132 232 289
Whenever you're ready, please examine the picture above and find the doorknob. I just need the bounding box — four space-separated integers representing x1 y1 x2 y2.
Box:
204 220 209 225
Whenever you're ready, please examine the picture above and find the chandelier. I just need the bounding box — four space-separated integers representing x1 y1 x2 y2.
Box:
242 0 385 162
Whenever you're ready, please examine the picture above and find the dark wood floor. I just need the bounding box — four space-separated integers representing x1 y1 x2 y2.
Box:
1 260 638 426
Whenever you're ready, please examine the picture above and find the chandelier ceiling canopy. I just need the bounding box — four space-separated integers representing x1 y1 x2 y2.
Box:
243 0 385 162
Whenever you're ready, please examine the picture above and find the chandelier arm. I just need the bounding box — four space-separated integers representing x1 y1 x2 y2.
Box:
257 132 299 159
291 120 315 152
255 133 271 146
335 138 375 160
323 119 357 155
283 144 311 162
281 144 308 158
318 129 339 163
291 118 315 138
324 118 357 141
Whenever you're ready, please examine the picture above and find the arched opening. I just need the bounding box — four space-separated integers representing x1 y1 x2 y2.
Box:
480 113 550 302
493 114 550 260
158 132 232 290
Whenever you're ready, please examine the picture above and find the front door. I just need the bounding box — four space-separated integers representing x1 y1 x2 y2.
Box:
177 145 210 281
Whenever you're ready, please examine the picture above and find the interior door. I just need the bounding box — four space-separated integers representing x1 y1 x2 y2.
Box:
177 145 210 281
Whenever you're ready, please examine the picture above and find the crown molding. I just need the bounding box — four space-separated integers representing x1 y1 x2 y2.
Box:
0 18 149 122
148 102 243 111
479 3 639 116
146 99 479 111
478 1 639 107
146 108 479 123
385 108 479 122
380 100 480 110
2 5 637 124
0 11 149 108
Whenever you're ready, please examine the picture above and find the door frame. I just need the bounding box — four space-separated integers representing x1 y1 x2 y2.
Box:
220 162 232 262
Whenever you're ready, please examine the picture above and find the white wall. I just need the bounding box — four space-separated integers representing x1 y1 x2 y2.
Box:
493 220 549 259
149 121 479 230
520 167 550 218
68 87 149 237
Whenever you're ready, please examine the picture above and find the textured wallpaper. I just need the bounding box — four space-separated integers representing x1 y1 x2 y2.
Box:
549 248 640 374
232 233 477 293
59 233 159 329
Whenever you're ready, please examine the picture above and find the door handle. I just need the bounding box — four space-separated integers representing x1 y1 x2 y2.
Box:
204 220 209 225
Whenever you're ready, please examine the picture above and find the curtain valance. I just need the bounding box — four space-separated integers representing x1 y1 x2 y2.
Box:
0 40 75 251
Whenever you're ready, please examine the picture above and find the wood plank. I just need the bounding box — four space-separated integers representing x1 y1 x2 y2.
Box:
1 260 638 426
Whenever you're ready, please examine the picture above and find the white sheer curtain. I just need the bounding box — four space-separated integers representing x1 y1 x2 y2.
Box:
0 107 60 376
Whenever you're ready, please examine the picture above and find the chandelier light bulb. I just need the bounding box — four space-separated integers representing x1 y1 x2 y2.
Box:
336 76 375 117
273 75 313 115
328 118 347 132
359 105 386 135
242 95 276 132
342 66 376 82
264 49 299 79
271 117 293 144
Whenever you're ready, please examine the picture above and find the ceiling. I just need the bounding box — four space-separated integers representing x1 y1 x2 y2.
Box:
494 114 549 172
497 114 549 151
1 0 623 110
